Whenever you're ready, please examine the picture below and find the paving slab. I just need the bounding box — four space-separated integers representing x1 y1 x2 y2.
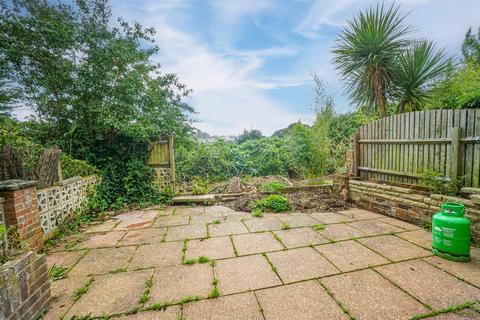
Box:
186 237 236 260
273 227 329 248
358 235 432 261
315 240 388 272
116 308 181 320
118 228 166 245
113 212 157 230
43 276 88 320
339 208 385 220
223 211 252 222
347 219 404 236
321 269 428 320
216 255 281 295
191 215 224 224
243 217 283 232
129 242 183 269
232 232 284 255
277 214 320 228
149 264 213 304
423 248 480 287
316 223 365 241
380 217 421 230
203 205 235 214
256 280 348 320
69 246 136 276
74 231 125 249
47 250 85 269
376 260 480 310
310 212 356 224
183 292 263 320
65 270 151 318
267 247 339 283
173 206 205 216
85 219 118 233
165 224 207 241
208 221 249 237
153 215 190 227
396 229 432 249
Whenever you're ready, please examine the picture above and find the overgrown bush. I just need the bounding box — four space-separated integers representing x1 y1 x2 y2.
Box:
191 179 209 195
255 195 291 212
419 169 464 196
261 181 287 193
61 154 99 179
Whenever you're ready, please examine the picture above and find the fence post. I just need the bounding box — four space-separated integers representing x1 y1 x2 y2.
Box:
352 131 360 177
450 127 462 180
168 136 176 191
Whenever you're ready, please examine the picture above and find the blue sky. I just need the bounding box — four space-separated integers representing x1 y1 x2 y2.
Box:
109 0 480 136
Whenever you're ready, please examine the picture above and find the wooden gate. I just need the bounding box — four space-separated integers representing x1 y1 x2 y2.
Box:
148 136 175 190
352 109 480 187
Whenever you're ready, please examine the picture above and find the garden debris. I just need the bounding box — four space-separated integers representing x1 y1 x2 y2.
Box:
227 187 350 213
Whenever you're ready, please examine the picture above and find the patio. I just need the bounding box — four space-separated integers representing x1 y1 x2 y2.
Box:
43 206 480 320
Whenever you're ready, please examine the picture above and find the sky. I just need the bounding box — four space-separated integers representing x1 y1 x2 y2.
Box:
45 1 480 136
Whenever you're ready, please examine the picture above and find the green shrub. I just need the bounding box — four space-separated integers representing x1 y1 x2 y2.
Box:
192 179 209 195
261 181 287 193
419 169 464 196
61 154 99 179
256 195 291 213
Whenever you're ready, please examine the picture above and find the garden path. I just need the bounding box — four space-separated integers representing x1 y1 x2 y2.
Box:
43 206 480 320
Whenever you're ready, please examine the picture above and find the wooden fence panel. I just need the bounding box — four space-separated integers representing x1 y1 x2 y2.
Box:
355 109 480 187
148 136 176 190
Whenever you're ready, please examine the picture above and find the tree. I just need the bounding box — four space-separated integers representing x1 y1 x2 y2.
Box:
462 27 480 64
0 0 193 208
333 3 411 117
236 129 264 144
392 40 448 113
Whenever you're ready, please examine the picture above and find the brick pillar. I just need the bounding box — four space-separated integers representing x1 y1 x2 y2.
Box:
333 174 350 202
0 180 44 252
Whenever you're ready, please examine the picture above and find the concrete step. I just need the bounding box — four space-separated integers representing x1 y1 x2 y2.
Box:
172 194 215 204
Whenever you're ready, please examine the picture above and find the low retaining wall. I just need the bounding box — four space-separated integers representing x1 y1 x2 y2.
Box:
347 179 480 242
37 175 98 238
0 252 51 320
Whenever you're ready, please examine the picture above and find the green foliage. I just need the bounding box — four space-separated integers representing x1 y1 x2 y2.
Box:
261 181 287 193
61 154 99 179
419 169 464 196
191 180 209 195
48 265 68 281
251 208 264 218
281 222 291 230
236 129 264 144
256 195 291 213
462 27 480 64
197 256 209 263
0 225 18 264
0 0 192 210
312 224 325 231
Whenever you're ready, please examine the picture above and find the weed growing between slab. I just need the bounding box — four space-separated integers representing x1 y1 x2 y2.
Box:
48 264 68 281
181 239 188 263
281 222 291 230
312 224 325 231
198 256 210 263
273 233 286 248
212 220 221 224
183 259 196 265
109 268 127 274
251 208 264 218
261 253 278 274
411 302 474 319
73 277 94 301
229 236 238 256
139 276 153 304
318 281 356 320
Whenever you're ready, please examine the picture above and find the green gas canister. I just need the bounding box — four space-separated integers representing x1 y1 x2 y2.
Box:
432 202 471 262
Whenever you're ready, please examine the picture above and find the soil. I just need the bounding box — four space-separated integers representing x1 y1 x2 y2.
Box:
226 187 351 213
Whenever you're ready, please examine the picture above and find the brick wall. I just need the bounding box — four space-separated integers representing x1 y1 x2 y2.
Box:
347 179 480 243
0 252 51 320
0 180 43 252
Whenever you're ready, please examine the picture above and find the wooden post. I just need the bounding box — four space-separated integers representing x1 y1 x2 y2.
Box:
168 136 176 191
352 131 360 177
450 127 462 180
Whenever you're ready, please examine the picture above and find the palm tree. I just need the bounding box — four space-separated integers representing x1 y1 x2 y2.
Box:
392 40 448 113
332 3 411 117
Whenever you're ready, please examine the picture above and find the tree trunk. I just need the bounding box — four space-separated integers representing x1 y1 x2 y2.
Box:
372 68 387 117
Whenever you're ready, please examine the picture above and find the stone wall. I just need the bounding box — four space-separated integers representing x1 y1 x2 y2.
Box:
347 179 480 242
36 175 98 238
0 252 51 320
